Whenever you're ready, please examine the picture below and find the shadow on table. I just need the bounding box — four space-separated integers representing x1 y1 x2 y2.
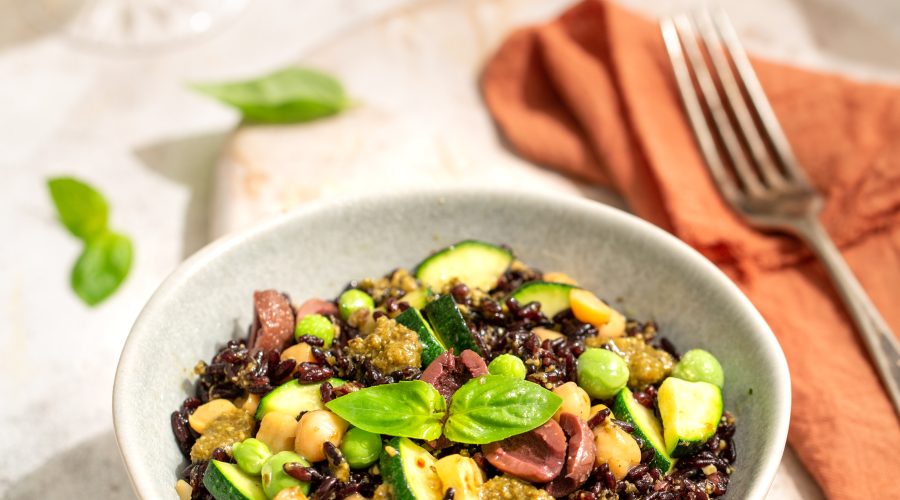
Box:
793 0 900 75
134 130 231 259
2 430 134 500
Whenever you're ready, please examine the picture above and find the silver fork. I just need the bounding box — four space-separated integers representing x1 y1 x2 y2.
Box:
660 10 900 415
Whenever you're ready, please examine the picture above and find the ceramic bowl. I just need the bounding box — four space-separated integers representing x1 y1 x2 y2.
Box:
114 189 789 499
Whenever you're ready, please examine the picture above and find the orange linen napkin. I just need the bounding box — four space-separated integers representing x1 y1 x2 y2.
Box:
481 1 900 498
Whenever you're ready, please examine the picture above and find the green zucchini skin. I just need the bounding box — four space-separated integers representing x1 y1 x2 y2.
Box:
423 295 480 355
255 378 344 420
415 240 513 292
658 377 723 458
202 460 267 500
399 288 431 310
508 281 578 318
613 388 675 473
380 437 443 500
395 307 447 366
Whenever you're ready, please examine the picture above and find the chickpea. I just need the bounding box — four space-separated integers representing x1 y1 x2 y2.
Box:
281 343 316 365
256 412 299 453
551 381 591 421
273 487 309 500
593 422 641 480
532 327 565 343
234 393 261 415
597 309 626 341
188 399 237 434
588 404 613 423
175 479 192 500
295 410 348 462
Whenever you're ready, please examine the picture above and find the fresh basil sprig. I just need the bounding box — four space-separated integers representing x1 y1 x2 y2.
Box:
48 177 133 306
325 381 446 440
325 375 561 444
192 67 348 124
444 375 562 444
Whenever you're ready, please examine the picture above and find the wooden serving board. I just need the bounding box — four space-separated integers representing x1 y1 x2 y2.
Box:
208 0 619 238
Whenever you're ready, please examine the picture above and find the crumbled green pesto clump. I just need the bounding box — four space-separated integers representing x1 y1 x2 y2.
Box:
611 337 674 388
190 409 255 462
347 316 422 374
479 476 553 500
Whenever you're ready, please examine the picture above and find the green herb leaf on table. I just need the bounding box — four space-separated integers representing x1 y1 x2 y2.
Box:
71 231 133 306
191 67 348 124
443 375 562 444
47 177 133 307
47 177 109 241
325 380 446 441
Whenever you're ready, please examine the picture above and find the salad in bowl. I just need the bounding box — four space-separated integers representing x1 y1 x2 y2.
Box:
171 240 734 500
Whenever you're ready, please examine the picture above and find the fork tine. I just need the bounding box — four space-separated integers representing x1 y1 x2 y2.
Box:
661 18 741 204
672 15 765 196
711 9 811 187
693 10 786 190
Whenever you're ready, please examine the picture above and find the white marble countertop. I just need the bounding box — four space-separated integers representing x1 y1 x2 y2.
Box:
2 0 898 498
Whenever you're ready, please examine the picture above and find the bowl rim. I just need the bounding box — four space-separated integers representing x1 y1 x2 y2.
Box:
113 187 790 499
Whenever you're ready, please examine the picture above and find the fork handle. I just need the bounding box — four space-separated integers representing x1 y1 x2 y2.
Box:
793 216 900 417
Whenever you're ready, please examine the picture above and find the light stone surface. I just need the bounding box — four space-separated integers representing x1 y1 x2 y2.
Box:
2 0 898 498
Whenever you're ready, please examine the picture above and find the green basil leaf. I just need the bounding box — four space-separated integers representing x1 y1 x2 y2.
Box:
71 231 133 306
443 375 562 444
47 177 109 241
325 380 446 440
192 67 348 123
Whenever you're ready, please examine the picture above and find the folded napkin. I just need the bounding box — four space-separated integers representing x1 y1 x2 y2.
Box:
481 1 900 498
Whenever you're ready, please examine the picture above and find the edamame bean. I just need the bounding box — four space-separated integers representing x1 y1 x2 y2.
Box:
340 427 383 469
261 451 310 498
487 354 527 379
338 290 374 320
232 438 272 475
294 314 335 347
577 348 629 399
671 349 724 388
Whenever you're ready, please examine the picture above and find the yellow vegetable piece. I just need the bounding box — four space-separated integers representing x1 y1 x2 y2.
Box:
435 454 484 500
543 272 578 286
188 399 238 434
256 411 299 454
569 289 613 328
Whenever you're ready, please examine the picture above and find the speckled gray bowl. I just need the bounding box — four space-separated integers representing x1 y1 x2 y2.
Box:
114 189 789 499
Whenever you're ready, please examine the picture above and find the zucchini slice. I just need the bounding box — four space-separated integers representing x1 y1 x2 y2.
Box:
658 377 723 457
415 240 513 291
398 288 432 310
508 281 578 318
612 388 675 473
422 295 480 355
395 307 447 366
255 378 344 420
380 437 444 500
203 460 267 500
